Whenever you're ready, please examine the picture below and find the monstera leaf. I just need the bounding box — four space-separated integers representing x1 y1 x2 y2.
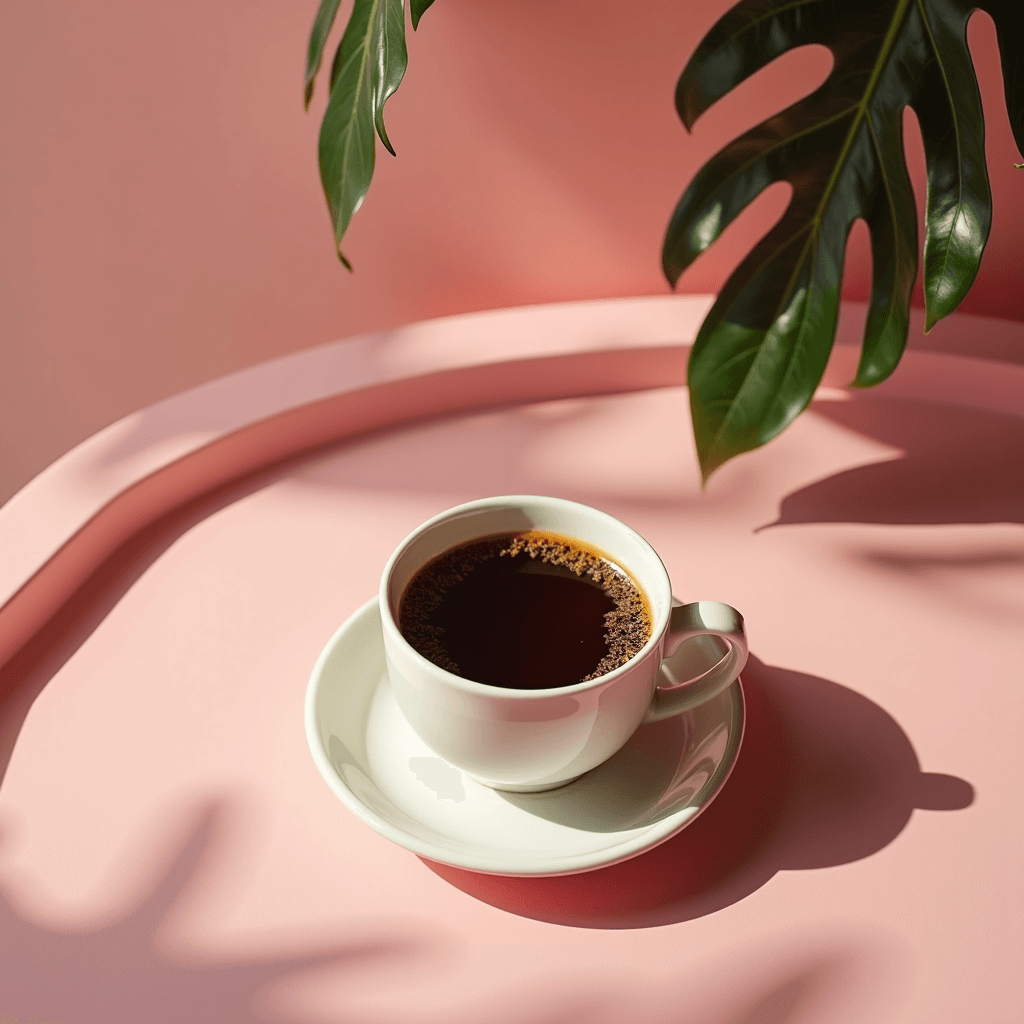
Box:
305 0 435 268
664 0 1023 483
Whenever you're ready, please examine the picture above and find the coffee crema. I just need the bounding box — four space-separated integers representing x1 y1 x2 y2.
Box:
397 531 652 690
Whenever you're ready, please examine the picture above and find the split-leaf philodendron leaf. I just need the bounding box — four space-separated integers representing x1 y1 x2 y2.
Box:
664 0 1023 483
305 0 434 268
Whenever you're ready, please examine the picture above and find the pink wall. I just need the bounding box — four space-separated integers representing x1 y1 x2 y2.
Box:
2 0 1021 504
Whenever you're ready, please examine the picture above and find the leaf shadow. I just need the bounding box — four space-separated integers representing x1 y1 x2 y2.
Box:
760 394 1024 529
851 546 1024 625
422 654 974 928
0 800 417 1024
715 955 844 1024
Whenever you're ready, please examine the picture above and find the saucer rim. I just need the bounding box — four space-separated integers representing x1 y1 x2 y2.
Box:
306 598 745 877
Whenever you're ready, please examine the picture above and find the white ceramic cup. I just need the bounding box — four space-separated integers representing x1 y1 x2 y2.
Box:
380 495 747 792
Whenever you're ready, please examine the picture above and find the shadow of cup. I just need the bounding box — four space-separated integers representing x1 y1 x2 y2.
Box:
423 654 973 928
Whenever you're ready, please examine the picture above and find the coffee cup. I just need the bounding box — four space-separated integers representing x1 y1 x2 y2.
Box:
380 495 747 792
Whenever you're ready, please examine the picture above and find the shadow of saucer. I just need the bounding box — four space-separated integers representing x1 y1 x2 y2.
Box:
422 655 973 928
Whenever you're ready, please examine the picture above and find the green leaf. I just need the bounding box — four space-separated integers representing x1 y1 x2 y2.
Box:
370 0 408 156
989 4 1024 154
410 0 436 31
305 0 344 109
664 0 1022 483
315 0 409 267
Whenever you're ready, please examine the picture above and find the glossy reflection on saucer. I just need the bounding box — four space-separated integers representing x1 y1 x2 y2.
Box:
306 600 744 876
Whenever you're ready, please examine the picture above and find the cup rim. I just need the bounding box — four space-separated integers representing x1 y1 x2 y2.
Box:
378 494 673 698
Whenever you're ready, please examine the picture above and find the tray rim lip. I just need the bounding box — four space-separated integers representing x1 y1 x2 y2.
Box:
0 295 712 600
305 597 747 878
5 296 1022 619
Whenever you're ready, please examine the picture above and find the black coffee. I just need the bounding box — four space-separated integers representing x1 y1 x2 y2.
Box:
398 531 652 689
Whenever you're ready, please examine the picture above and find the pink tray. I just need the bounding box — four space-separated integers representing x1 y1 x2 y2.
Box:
1 296 1021 1023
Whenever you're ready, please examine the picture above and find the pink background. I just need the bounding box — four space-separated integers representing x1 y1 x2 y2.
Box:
2 0 1022 505
2 2 1023 1018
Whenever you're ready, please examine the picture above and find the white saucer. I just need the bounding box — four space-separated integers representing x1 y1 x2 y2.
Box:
305 599 745 877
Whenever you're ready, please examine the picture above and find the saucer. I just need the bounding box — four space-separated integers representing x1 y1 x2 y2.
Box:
305 599 745 877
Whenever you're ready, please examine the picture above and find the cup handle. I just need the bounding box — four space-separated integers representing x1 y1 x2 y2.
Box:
643 600 748 723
